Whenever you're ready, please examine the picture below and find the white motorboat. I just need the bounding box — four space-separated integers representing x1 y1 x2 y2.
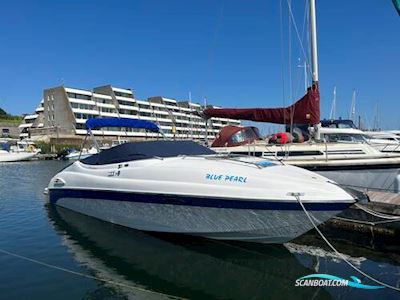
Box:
388 130 400 138
210 125 400 193
320 121 400 152
0 140 41 162
65 147 98 160
363 131 400 152
46 117 356 244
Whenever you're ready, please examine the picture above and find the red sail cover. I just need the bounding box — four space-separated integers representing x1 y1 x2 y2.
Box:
204 86 320 125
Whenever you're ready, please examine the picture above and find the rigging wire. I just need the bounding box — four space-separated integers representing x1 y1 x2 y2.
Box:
286 0 312 74
288 0 293 105
278 0 312 140
200 0 225 101
279 0 287 128
287 1 310 137
294 2 310 98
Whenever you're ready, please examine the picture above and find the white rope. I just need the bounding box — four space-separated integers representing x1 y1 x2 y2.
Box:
333 215 400 226
354 203 400 220
0 248 186 299
341 183 396 194
292 193 400 292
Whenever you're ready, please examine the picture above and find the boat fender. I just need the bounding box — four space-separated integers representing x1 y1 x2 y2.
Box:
269 132 291 144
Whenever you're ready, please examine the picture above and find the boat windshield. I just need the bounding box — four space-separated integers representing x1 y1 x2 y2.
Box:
321 119 357 129
323 133 366 143
82 140 216 165
0 142 10 151
229 127 262 145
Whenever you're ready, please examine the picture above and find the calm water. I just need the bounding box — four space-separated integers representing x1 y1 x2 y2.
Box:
1 161 400 300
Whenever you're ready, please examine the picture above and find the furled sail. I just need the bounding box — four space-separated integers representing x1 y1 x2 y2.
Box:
203 85 320 125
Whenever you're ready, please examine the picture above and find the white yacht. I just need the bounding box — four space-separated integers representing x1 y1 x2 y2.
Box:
210 125 400 193
46 117 357 244
388 130 400 138
0 140 41 162
363 131 400 152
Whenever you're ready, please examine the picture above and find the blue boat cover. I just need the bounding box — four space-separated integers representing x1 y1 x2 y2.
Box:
85 118 159 132
82 140 215 165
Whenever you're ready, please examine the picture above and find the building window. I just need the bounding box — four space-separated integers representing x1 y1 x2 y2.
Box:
67 92 92 100
114 91 132 98
118 100 135 106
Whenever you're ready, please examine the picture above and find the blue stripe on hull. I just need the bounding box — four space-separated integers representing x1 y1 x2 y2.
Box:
48 188 353 211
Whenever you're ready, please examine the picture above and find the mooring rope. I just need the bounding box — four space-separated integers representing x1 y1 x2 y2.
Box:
0 248 186 299
291 193 400 292
331 203 400 226
332 216 400 226
354 203 400 220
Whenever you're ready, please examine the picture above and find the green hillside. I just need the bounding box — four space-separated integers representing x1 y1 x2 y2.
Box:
0 108 23 123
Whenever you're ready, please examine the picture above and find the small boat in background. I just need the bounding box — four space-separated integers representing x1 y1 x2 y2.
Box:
363 131 400 153
64 147 98 160
62 139 127 160
0 139 41 162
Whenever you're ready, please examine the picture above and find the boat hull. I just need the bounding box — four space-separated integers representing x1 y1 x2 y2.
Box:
0 151 39 162
212 142 400 193
312 167 400 193
48 189 350 244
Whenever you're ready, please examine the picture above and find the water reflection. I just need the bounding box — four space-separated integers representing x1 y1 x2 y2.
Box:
47 205 331 300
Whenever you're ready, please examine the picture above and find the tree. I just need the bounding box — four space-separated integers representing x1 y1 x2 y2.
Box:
0 108 8 116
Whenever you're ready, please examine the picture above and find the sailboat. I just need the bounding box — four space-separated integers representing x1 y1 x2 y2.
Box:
202 1 400 195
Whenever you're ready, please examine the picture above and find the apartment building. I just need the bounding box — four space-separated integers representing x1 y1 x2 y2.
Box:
20 84 240 141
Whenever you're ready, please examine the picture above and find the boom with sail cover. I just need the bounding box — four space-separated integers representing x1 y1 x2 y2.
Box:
203 86 320 125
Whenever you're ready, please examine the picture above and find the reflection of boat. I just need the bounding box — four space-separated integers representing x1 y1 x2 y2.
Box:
47 205 332 300
293 226 400 268
0 140 40 162
47 117 356 244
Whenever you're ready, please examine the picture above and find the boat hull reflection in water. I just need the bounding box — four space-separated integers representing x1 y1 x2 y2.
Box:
48 206 332 300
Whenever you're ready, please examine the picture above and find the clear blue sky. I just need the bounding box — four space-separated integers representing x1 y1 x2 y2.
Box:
0 0 398 128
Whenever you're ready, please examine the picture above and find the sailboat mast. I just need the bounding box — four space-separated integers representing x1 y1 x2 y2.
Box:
309 0 319 84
